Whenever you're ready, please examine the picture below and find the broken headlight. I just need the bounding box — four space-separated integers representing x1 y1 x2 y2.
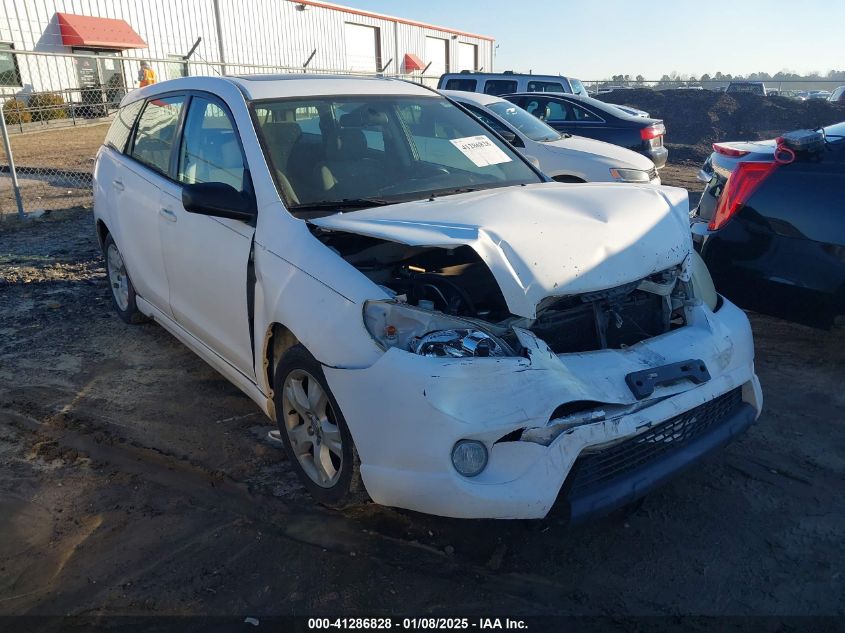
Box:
363 300 515 357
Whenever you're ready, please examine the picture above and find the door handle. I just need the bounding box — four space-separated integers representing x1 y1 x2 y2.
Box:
159 208 177 222
112 179 124 192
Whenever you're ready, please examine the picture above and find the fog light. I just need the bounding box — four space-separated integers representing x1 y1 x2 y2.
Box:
451 440 488 477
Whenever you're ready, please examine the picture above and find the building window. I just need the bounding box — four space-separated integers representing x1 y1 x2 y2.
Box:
0 43 22 86
167 55 188 80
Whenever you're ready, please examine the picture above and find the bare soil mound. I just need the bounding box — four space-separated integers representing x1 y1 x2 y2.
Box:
596 89 845 145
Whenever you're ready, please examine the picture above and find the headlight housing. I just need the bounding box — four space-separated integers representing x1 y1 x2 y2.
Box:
610 167 652 183
363 300 515 357
688 251 718 311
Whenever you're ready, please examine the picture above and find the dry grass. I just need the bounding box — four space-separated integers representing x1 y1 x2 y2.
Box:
6 122 109 171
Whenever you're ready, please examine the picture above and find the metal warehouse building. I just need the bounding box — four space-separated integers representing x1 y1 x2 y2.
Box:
0 0 494 100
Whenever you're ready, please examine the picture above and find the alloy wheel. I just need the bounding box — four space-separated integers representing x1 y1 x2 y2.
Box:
281 369 344 488
106 243 130 311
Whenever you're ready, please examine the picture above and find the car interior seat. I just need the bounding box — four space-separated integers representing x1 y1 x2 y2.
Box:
260 120 304 203
315 126 385 197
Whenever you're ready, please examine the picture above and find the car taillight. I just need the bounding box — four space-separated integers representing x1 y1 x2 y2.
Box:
640 123 665 140
712 143 750 157
709 161 778 230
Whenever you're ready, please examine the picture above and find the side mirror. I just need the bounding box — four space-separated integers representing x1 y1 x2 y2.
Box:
182 182 256 222
499 130 525 148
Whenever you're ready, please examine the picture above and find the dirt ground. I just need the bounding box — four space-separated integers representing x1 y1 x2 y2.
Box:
597 89 845 146
1 160 843 622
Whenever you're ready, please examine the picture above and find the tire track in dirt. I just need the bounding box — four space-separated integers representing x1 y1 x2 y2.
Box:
2 404 578 612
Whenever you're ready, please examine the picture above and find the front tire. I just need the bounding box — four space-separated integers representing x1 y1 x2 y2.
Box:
273 344 367 509
103 233 146 324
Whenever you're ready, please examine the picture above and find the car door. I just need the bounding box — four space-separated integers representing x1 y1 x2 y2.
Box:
157 94 257 378
555 99 610 141
509 95 566 131
117 94 186 318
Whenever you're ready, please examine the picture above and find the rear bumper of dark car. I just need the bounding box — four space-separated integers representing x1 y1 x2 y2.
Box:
644 145 668 168
560 388 755 525
695 217 845 328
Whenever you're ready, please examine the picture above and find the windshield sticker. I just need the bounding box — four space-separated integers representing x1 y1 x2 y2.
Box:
449 135 513 167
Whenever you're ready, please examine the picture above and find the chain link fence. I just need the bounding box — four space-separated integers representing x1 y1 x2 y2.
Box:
0 50 426 221
2 51 844 220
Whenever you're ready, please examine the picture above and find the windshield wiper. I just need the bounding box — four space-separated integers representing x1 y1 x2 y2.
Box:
426 187 481 199
288 198 394 211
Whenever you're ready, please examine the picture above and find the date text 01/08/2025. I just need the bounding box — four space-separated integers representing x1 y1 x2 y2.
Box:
307 617 529 630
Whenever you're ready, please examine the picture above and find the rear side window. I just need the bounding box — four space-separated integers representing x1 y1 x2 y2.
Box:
484 80 517 96
527 81 566 93
570 103 601 121
104 99 144 153
445 78 478 91
178 97 246 192
131 96 185 175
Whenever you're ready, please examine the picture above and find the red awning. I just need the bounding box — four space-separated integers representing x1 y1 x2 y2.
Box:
57 12 147 49
403 53 425 72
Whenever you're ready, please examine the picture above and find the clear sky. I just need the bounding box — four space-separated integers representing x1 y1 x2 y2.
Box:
342 0 843 79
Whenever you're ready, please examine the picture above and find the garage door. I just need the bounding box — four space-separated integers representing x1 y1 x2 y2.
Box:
345 23 380 72
425 36 448 77
457 43 477 72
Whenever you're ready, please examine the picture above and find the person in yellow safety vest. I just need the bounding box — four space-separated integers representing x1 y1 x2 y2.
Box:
138 61 157 87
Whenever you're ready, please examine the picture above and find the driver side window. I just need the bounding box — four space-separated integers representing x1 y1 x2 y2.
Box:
131 96 184 175
177 97 246 192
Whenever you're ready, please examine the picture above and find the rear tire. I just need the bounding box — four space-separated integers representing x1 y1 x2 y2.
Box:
103 233 147 324
273 344 367 509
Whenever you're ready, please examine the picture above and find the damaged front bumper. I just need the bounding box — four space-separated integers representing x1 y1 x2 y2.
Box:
324 298 762 520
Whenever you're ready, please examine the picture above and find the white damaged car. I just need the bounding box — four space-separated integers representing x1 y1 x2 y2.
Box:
93 75 762 521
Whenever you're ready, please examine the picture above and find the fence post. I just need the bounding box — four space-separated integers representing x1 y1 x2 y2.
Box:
0 101 26 220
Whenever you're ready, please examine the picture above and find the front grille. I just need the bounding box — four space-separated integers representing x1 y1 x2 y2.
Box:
565 388 743 495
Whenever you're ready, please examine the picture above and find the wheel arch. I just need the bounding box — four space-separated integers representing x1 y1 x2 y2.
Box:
262 321 301 421
96 218 110 248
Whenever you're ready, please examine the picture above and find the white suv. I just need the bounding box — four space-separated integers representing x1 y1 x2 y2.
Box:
94 75 762 521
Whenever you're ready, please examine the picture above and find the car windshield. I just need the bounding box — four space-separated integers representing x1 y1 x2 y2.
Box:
252 95 541 214
486 101 561 142
569 78 587 96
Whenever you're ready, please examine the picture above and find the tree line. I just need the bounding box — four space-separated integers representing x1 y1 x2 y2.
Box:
593 70 845 92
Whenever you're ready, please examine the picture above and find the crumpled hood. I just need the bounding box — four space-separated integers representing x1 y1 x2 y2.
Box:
311 182 691 319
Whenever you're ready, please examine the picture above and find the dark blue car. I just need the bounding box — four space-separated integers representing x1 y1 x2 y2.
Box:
503 92 668 168
690 122 845 328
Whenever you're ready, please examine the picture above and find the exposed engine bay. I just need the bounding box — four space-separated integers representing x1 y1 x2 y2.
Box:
319 230 693 357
